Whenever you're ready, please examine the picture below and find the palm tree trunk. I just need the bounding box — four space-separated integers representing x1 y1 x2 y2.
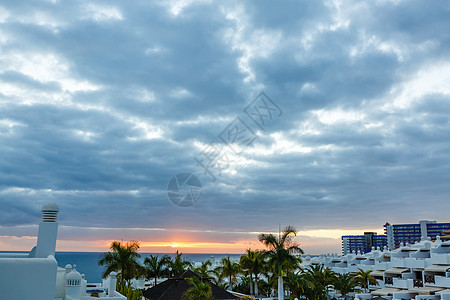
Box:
229 275 233 291
249 273 253 295
278 276 283 300
154 277 157 286
254 274 258 296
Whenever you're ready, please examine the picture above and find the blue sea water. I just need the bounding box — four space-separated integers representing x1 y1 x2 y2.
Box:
55 252 242 283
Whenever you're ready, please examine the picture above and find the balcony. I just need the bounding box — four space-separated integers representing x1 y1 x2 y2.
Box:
356 265 374 272
424 269 450 288
347 265 360 273
392 277 413 289
331 267 347 274
404 258 432 269
434 275 450 288
391 257 407 268
370 278 385 289
431 253 450 265
375 262 391 270
415 296 439 300
410 250 431 260
335 261 348 268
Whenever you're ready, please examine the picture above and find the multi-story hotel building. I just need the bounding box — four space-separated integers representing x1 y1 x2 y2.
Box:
342 221 450 255
384 221 450 250
342 232 388 255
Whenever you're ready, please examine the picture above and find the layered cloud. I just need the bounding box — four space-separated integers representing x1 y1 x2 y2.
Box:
1 0 450 254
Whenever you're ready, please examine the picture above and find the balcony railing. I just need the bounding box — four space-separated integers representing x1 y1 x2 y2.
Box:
434 274 450 286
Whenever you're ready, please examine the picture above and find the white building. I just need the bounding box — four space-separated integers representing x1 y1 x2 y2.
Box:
0 202 126 300
304 236 450 300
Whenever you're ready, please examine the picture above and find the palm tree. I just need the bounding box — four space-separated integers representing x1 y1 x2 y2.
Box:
194 259 213 279
168 250 193 277
302 270 327 300
258 225 303 300
354 268 378 293
217 256 240 291
256 277 273 297
235 275 251 294
143 254 170 286
251 250 265 296
285 271 315 299
240 250 255 295
333 273 357 299
239 249 265 296
306 265 335 298
182 277 214 300
211 267 226 286
98 241 142 284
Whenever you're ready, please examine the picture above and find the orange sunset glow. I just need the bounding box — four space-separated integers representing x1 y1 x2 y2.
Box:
1 227 375 254
138 240 261 253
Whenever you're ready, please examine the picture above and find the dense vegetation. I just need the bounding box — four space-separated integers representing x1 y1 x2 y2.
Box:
98 226 376 299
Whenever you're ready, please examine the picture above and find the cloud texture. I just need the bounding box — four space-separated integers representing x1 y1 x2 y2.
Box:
1 0 450 253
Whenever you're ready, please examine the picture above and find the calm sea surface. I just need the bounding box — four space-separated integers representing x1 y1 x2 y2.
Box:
55 252 241 283
1 251 315 283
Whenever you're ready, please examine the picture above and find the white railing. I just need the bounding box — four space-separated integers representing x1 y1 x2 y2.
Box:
434 275 450 288
392 277 410 289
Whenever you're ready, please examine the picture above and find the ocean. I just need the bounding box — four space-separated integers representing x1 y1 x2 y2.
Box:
55 252 242 283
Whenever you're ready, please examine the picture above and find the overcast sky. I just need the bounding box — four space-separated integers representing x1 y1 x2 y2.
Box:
1 0 450 254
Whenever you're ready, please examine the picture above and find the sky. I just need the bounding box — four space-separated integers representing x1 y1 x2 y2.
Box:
0 0 450 255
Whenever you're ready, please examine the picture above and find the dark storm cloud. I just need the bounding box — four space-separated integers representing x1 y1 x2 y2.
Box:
1 0 450 251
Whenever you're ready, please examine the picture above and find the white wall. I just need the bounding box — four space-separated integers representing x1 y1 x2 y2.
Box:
0 255 57 300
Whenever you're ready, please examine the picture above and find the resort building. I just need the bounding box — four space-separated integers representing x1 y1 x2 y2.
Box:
384 221 450 250
342 232 388 255
341 221 450 254
305 235 450 300
442 230 450 242
0 202 126 300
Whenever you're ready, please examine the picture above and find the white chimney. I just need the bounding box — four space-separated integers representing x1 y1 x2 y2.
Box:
109 272 117 296
65 265 82 300
35 202 59 258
